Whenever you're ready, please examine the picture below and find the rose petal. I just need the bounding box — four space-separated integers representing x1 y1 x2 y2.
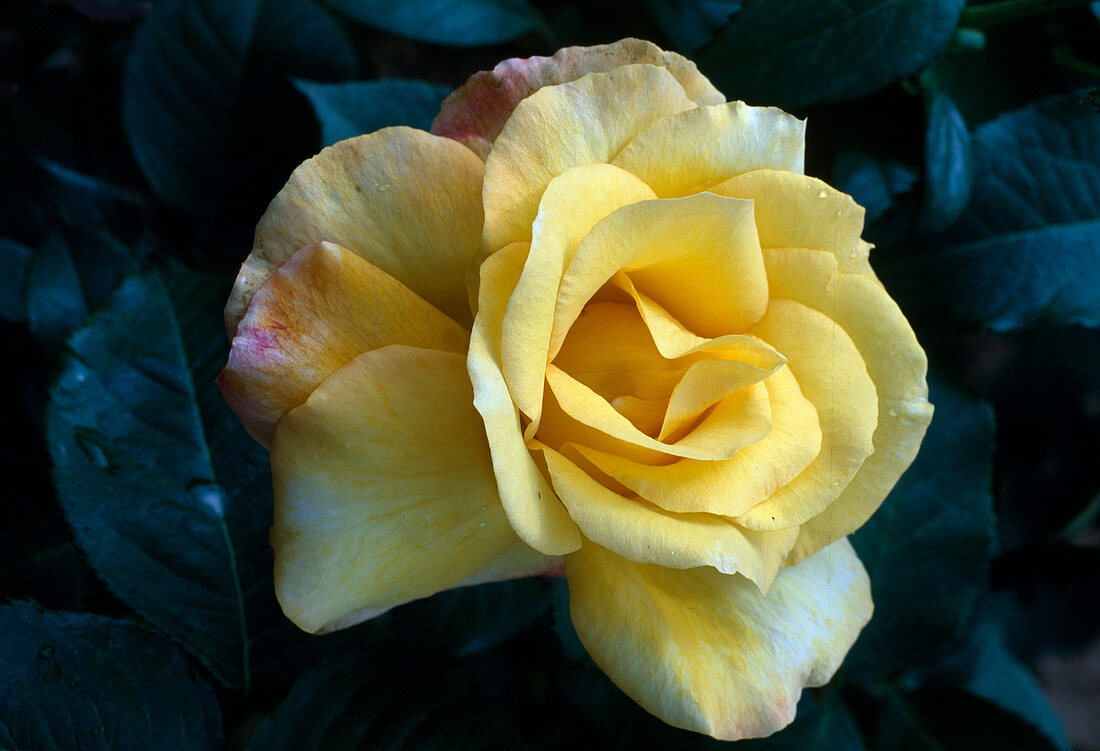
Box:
270 346 517 634
501 163 656 430
482 64 695 252
761 247 932 563
574 365 821 516
550 193 768 357
712 169 872 275
736 299 878 529
219 242 468 447
565 538 872 740
432 38 723 151
543 450 797 587
468 242 582 556
612 102 805 197
225 127 483 337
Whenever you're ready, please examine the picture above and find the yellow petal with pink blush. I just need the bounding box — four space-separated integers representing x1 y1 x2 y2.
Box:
565 538 871 740
220 242 468 447
225 127 483 337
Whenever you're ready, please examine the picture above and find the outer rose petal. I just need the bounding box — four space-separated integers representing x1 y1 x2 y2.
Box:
225 127 483 337
482 64 696 252
612 102 805 197
565 538 872 740
761 248 932 563
271 345 522 634
219 242 468 447
468 242 582 556
431 38 724 157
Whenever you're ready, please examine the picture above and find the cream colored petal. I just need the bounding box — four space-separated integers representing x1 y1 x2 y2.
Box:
711 170 872 275
762 248 932 564
736 299 878 529
550 193 767 358
432 38 723 149
219 242 468 447
501 164 656 429
482 65 695 252
575 365 821 516
565 538 872 740
225 127 483 337
546 365 772 462
468 242 582 555
270 346 512 634
612 102 805 197
544 450 797 588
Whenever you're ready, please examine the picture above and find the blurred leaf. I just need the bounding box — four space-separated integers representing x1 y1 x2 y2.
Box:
739 693 865 751
696 0 966 110
253 0 358 82
845 378 996 682
326 0 542 46
293 78 450 147
246 648 520 751
37 160 143 245
643 0 741 53
832 151 918 223
962 622 1069 749
123 0 264 212
915 91 972 233
880 96 1100 330
0 237 32 323
59 0 151 22
874 685 1059 751
25 233 89 349
45 265 278 688
390 578 551 657
0 601 222 751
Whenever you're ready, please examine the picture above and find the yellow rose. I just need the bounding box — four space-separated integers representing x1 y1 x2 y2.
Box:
219 39 933 740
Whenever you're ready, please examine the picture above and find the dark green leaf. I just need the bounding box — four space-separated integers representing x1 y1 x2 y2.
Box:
875 685 1059 751
695 0 966 110
123 0 264 212
880 96 1100 330
253 0 358 83
832 151 918 223
739 693 865 751
962 623 1069 749
915 91 972 233
45 265 277 687
0 601 222 751
25 233 89 349
0 238 32 323
391 578 551 657
246 649 520 751
325 0 542 46
643 0 741 53
293 78 451 147
845 378 996 682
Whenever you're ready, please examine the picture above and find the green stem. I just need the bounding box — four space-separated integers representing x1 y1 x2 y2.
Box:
1052 46 1100 82
959 0 1093 28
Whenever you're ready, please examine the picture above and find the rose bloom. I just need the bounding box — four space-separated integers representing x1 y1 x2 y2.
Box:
220 39 932 739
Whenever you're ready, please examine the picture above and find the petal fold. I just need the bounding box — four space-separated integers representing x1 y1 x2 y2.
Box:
220 242 468 447
271 346 516 634
565 538 872 740
226 127 484 336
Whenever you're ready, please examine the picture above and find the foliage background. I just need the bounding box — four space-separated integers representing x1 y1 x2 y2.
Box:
2 0 1099 748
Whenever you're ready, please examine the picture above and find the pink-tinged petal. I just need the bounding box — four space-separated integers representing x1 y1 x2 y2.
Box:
225 127 483 338
565 538 872 740
468 242 582 556
431 38 723 153
270 345 517 634
219 242 468 447
482 64 696 253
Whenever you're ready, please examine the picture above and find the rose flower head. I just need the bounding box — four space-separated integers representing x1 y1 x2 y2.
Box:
219 39 933 740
